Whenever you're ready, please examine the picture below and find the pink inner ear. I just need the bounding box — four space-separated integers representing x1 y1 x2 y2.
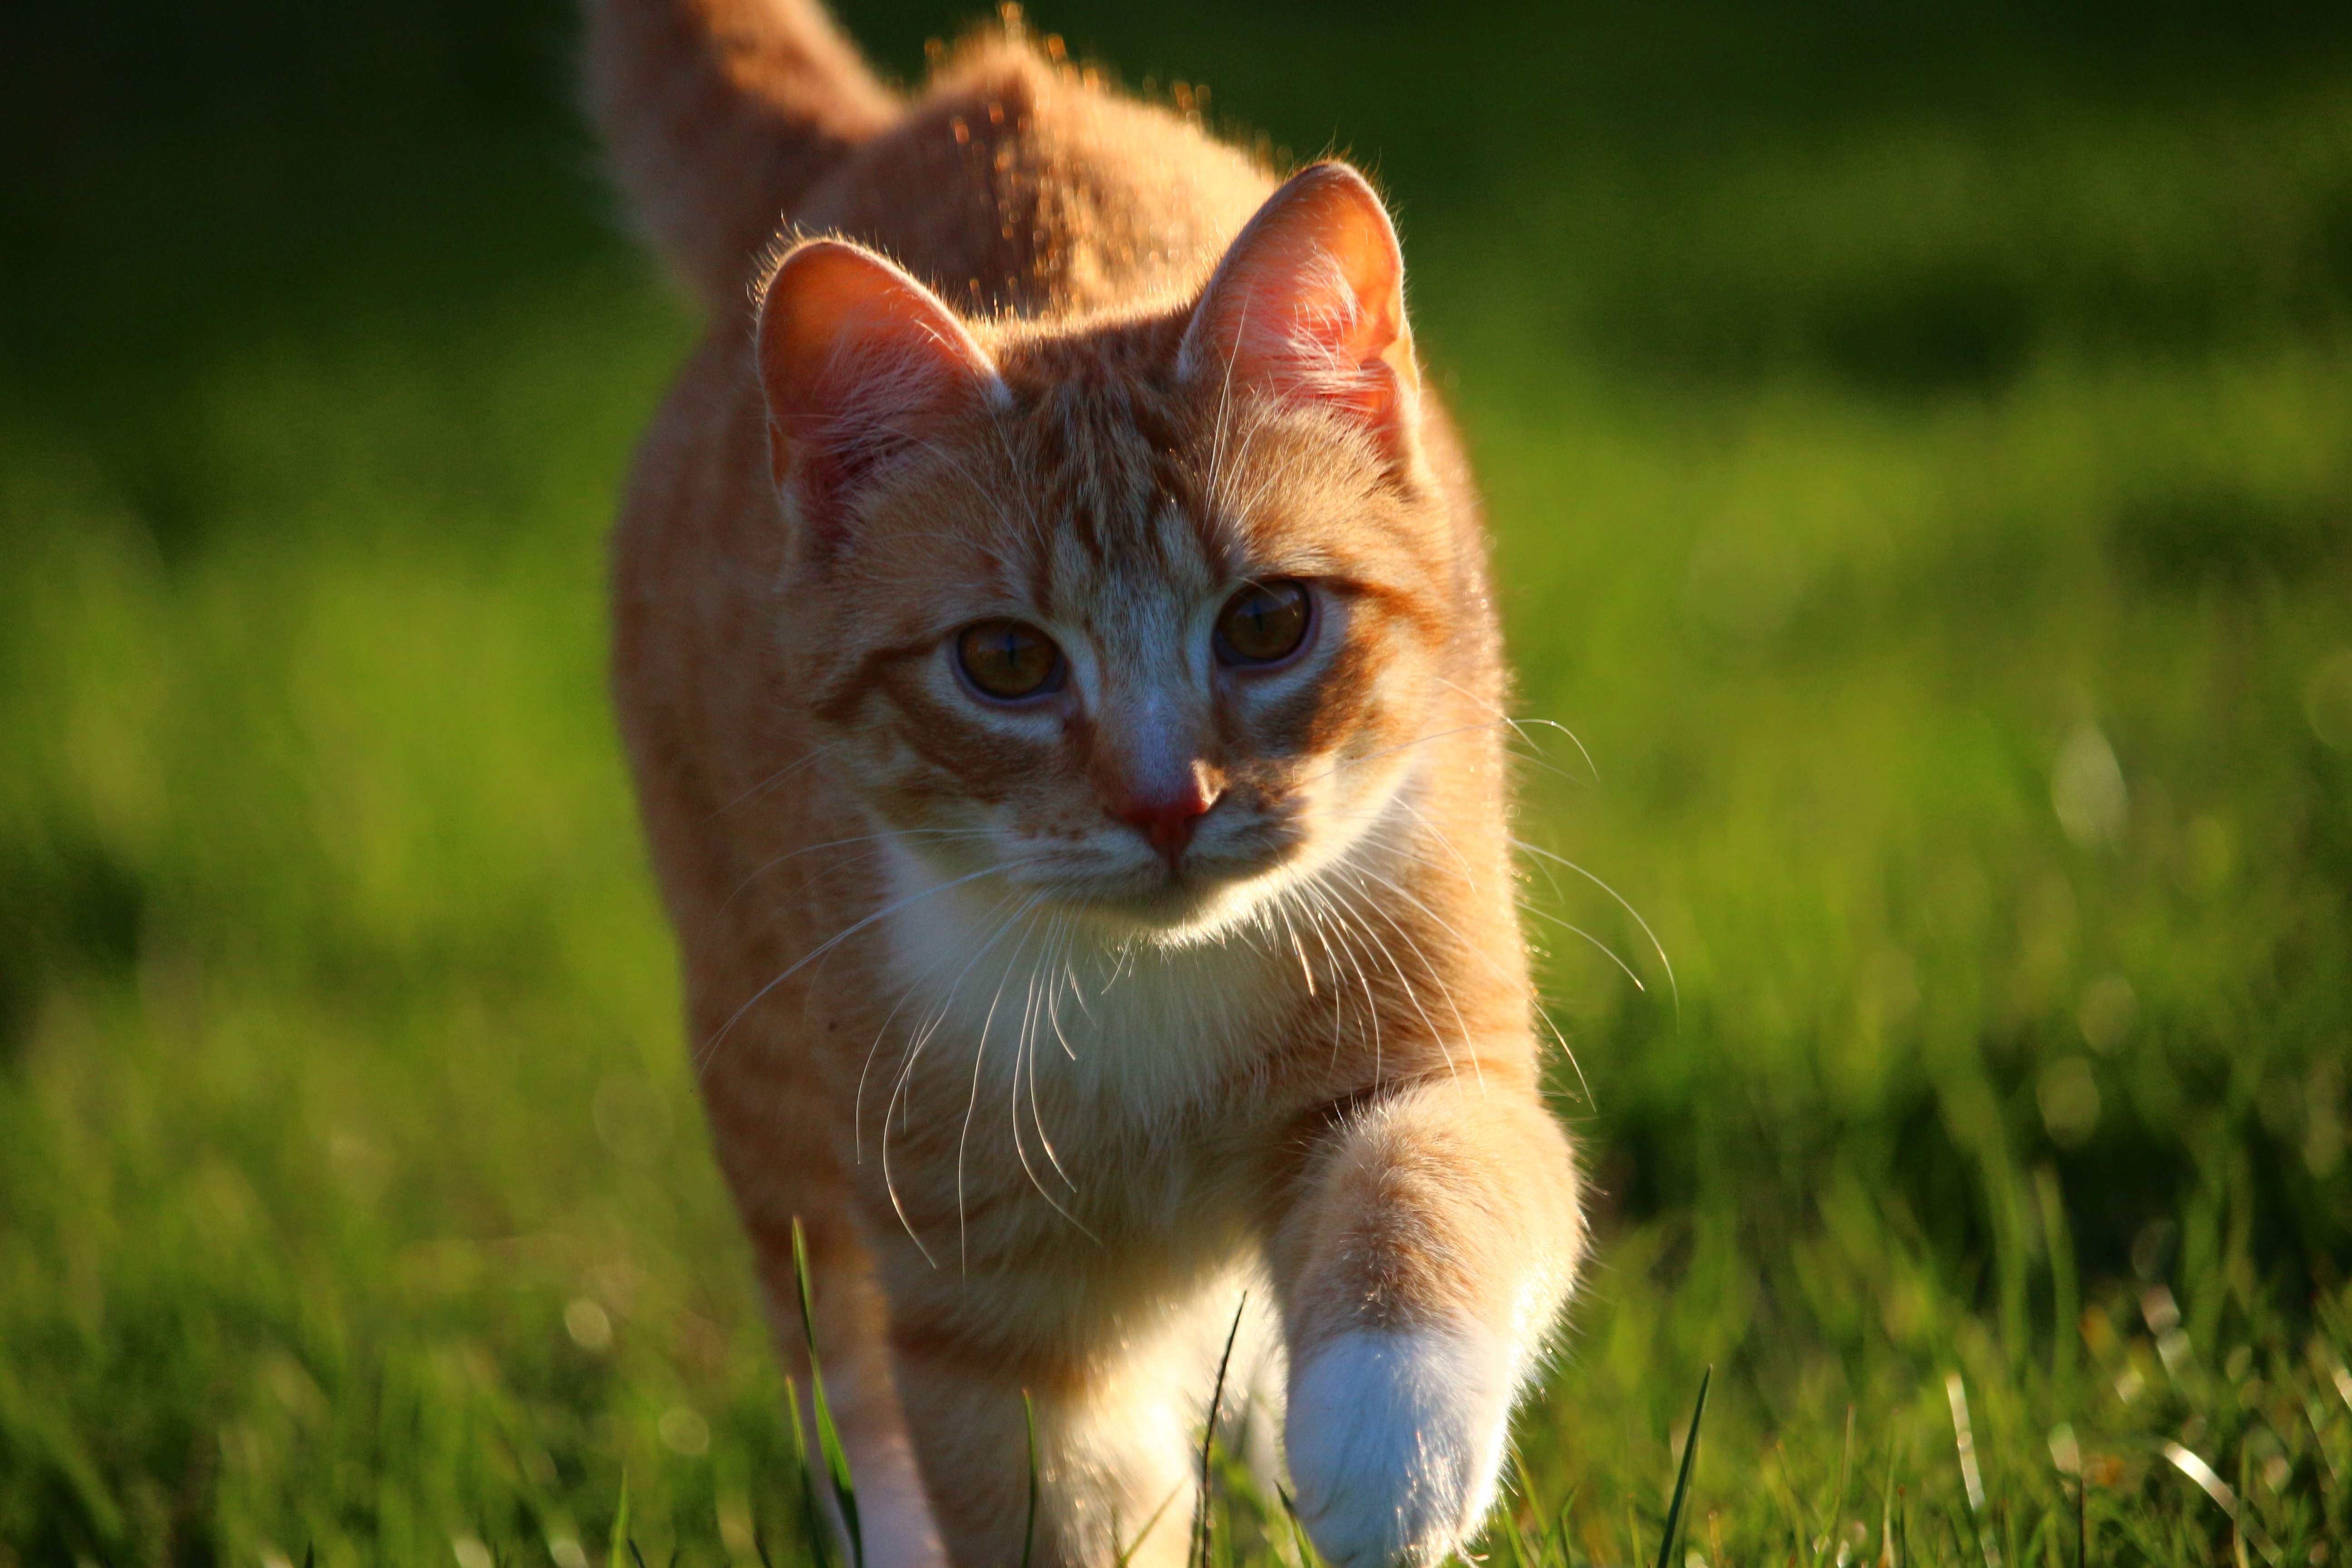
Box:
1181 163 1418 435
756 240 999 517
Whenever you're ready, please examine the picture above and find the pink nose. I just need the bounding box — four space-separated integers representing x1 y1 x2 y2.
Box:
1117 786 1215 865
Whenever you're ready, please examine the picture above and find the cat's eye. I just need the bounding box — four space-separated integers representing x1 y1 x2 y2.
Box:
956 620 1064 701
1214 581 1312 666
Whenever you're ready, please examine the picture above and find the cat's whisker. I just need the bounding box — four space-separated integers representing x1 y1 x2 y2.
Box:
880 886 1044 1264
1314 799 1598 1097
1291 874 1382 1081
1351 815 1608 1094
857 949 955 1167
1353 807 1537 987
1504 717 1602 789
1027 916 1084 1189
1001 922 1058 1216
1274 883 1349 1070
702 739 848 822
720 827 992 913
698 855 1038 1083
1102 931 1140 996
1008 908 1052 1181
1518 902 1648 994
1512 837 1679 1019
1383 790 1480 887
1199 295 1259 532
1284 897 1350 1058
1534 991 1597 1110
1045 922 1087 1058
857 878 1028 1165
1226 433 1314 525
1331 855 1484 1044
1052 924 1087 1043
1302 882 1378 1049
1288 717 1525 794
1044 921 1087 1152
957 893 1059 1268
1337 787 1657 1019
884 884 1030 1189
1430 676 1601 789
1342 850 1541 1102
1273 899 1317 998
1323 869 1476 1096
1015 911 1088 1206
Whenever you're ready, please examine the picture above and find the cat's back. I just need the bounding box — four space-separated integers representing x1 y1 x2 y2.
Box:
797 41 1276 319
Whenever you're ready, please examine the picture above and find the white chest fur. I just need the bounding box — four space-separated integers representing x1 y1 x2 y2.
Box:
873 841 1297 1125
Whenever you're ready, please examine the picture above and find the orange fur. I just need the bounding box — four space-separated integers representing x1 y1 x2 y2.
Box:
591 5 1583 1563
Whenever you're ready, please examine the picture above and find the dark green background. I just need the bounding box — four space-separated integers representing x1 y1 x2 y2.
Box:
4 2 2350 1561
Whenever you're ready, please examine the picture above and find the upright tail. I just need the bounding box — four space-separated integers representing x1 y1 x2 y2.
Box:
584 0 898 311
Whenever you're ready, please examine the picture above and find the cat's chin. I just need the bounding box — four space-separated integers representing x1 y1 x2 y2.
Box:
1048 870 1276 946
1054 870 1260 945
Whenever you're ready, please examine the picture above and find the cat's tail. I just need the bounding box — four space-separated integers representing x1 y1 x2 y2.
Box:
584 0 898 311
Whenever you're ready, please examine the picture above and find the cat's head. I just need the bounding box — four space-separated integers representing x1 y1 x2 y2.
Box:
757 163 1465 942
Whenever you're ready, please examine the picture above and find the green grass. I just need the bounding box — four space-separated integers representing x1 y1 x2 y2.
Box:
4 2 2352 1563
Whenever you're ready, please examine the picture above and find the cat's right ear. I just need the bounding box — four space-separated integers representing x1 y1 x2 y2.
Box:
755 240 1003 538
1178 163 1419 461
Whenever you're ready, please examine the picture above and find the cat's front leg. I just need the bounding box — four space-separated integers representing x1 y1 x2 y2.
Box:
880 1277 1209 1568
1270 1078 1581 1568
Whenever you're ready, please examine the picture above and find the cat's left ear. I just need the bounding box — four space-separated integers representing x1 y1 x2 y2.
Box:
1178 162 1420 458
756 239 1004 542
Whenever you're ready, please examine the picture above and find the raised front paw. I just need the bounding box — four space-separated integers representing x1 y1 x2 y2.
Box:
1283 1328 1514 1568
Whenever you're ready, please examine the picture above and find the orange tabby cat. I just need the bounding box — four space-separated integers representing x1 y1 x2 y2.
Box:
587 3 1583 1563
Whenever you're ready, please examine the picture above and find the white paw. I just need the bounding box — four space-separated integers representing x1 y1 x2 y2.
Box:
1283 1329 1513 1568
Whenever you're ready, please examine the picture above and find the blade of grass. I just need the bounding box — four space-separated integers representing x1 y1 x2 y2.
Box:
1497 1481 1533 1568
793 1217 864 1568
1651 1367 1711 1568
1877 1437 1900 1568
1022 1389 1040 1568
1815 1403 1853 1568
2236 1447 2252 1568
1499 1446 1542 1568
1938 1501 1968 1566
1194 1294 1248 1568
2034 1168 2079 1399
1770 1441 1810 1559
1119 1483 1186 1568
2161 1442 2281 1565
1275 1480 1320 1568
2075 1460 2088 1568
1945 1372 2000 1568
607 1469 630 1568
785 1377 831 1568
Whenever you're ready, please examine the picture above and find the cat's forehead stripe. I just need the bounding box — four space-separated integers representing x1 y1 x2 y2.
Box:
991 372 1240 617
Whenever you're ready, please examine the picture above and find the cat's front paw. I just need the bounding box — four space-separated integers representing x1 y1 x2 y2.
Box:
1283 1328 1513 1568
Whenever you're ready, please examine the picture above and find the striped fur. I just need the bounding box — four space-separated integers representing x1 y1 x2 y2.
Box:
593 7 1583 1564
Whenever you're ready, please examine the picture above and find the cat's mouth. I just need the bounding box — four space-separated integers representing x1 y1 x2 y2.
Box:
1004 814 1313 937
1055 877 1279 946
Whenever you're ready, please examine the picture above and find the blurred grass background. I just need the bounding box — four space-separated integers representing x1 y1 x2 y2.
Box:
4 0 2351 1562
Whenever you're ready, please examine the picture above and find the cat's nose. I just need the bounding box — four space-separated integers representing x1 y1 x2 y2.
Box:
1114 766 1222 866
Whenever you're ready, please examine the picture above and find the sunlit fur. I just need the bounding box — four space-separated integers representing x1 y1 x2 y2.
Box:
592 5 1584 1565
